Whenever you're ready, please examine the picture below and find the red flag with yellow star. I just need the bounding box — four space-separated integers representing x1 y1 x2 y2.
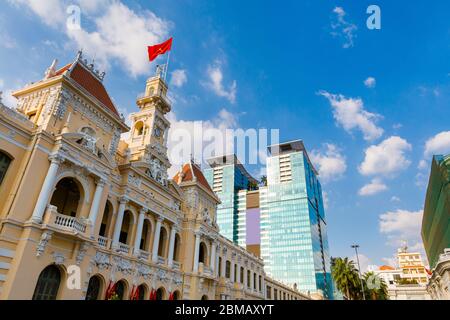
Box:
147 38 173 62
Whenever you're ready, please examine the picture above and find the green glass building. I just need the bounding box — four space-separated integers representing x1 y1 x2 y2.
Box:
422 154 450 269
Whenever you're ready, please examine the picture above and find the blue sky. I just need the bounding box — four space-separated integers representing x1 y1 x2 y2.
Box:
1 0 449 269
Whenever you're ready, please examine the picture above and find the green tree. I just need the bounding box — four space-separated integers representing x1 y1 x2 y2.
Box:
363 272 389 300
331 257 360 300
260 175 267 186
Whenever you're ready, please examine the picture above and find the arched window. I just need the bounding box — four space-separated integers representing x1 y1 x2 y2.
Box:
254 272 257 289
134 121 144 136
218 257 222 277
119 211 133 244
172 290 181 300
140 220 151 251
115 280 126 300
85 275 102 300
0 151 12 185
99 201 112 237
199 242 207 265
240 267 244 284
50 178 81 217
259 275 262 291
173 234 181 261
136 284 146 300
32 265 61 300
157 227 168 257
225 261 231 278
80 126 96 137
156 287 165 300
201 295 208 300
247 270 251 288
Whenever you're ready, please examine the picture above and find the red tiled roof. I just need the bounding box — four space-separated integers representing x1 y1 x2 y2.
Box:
68 63 119 116
173 162 214 193
54 63 72 76
379 265 395 271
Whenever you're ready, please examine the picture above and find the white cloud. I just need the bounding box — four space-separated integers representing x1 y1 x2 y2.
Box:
358 178 388 196
76 0 111 14
330 6 357 48
167 108 238 177
350 253 371 273
424 131 450 158
390 196 401 202
359 136 412 177
319 91 383 141
381 256 398 268
204 60 237 103
11 0 171 77
170 69 187 88
379 209 423 248
310 143 347 183
9 0 66 27
418 159 428 170
0 80 17 108
67 2 171 77
364 77 376 88
322 191 329 210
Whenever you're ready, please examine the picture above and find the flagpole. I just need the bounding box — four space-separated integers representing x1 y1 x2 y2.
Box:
164 51 171 82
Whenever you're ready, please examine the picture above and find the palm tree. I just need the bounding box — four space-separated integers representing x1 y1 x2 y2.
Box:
331 257 360 300
260 175 267 186
363 272 389 300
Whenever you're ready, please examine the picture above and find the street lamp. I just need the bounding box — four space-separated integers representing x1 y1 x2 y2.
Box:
351 244 366 300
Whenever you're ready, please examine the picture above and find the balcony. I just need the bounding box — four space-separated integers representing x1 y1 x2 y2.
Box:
172 260 181 270
43 205 87 235
157 256 166 265
97 236 108 248
117 243 131 255
137 249 150 261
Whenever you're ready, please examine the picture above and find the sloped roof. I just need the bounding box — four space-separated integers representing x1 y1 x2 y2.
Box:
173 161 214 193
50 60 119 117
379 265 395 271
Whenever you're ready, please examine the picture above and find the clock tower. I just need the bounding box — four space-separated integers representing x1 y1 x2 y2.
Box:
127 66 171 185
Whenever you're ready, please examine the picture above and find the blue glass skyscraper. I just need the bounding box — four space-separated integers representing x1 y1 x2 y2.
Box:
204 155 257 243
260 140 333 299
203 142 333 299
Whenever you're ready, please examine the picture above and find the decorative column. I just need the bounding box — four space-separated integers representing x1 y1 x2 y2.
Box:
151 216 163 263
210 241 216 274
262 276 266 297
31 155 62 223
167 226 177 268
243 268 248 288
88 178 106 236
192 232 201 273
221 254 226 278
133 208 146 255
111 197 128 248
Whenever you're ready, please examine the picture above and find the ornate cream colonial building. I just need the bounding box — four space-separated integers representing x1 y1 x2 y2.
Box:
0 53 309 300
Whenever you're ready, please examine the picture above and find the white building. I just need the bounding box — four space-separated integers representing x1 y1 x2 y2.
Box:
373 247 431 300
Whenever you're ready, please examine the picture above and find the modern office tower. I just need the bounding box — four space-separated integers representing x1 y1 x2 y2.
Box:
422 154 450 269
204 141 333 299
204 155 258 243
260 140 333 299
